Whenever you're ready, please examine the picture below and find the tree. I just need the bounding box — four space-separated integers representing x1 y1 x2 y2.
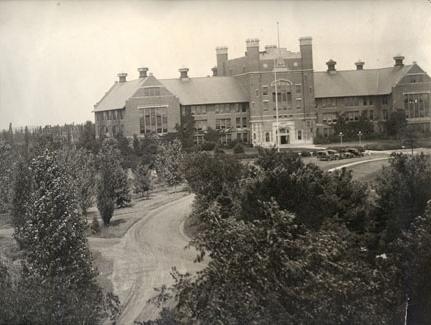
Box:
14 149 116 324
393 205 431 324
77 121 100 153
96 139 130 225
59 148 97 216
151 203 402 324
372 153 431 248
242 149 370 232
134 163 152 198
176 107 195 150
0 140 14 213
385 109 407 137
155 139 185 187
204 127 220 143
11 156 32 243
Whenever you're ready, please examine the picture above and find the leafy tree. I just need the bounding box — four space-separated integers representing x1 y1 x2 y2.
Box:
372 153 431 248
204 127 220 143
182 152 243 217
77 121 100 153
393 206 431 324
152 203 402 324
176 108 195 150
11 156 32 243
134 163 152 198
385 109 407 137
0 140 14 213
233 143 245 154
13 149 117 324
96 139 130 224
333 113 374 140
155 139 185 187
242 150 370 232
58 147 97 216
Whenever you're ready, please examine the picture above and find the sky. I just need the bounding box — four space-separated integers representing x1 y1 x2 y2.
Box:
0 0 430 130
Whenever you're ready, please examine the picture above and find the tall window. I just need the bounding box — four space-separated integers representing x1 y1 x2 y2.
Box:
139 107 168 135
404 93 430 118
215 118 231 130
262 86 268 96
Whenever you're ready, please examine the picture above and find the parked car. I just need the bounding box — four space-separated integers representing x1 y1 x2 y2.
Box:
346 148 364 157
339 150 355 159
316 150 331 161
317 150 338 161
327 149 341 160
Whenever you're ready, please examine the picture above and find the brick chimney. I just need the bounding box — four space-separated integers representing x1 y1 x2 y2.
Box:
355 60 365 70
179 67 189 80
216 47 228 76
117 72 127 83
394 55 405 67
138 67 148 78
326 59 336 73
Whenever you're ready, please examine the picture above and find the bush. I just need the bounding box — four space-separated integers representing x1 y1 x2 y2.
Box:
233 143 245 154
200 141 216 151
91 216 100 234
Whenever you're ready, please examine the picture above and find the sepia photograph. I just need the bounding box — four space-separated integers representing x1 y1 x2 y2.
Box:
0 0 431 324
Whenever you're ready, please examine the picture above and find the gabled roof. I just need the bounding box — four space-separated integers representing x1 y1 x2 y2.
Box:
314 65 413 98
94 78 146 112
159 76 248 105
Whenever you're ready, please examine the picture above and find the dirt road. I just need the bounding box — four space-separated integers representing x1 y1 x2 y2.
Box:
90 194 202 324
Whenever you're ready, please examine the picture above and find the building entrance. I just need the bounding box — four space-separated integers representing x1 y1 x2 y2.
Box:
279 128 290 145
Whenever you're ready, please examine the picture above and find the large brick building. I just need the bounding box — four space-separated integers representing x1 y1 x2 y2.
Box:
94 37 431 146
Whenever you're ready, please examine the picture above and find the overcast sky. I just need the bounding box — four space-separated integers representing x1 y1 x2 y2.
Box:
0 0 430 130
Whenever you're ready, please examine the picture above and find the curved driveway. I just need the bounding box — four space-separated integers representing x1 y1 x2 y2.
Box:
94 194 202 324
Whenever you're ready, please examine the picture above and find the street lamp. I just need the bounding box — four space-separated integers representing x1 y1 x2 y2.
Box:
357 131 363 146
339 132 343 146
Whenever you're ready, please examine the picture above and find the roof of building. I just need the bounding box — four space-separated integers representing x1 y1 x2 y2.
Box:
260 48 301 60
159 76 248 105
314 65 413 98
94 78 146 112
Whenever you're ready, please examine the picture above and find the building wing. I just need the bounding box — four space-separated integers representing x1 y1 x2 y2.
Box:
160 76 248 105
94 78 145 112
314 65 412 98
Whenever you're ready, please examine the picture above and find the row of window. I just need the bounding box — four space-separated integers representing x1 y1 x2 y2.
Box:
318 96 386 108
98 125 124 137
139 107 168 135
259 84 301 97
214 117 249 130
184 103 249 115
143 87 161 97
96 109 124 121
263 98 302 110
403 93 430 118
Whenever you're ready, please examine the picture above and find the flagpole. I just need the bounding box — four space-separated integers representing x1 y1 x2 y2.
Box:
275 22 280 152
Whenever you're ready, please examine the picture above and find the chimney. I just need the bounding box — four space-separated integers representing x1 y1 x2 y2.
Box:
138 67 148 78
216 47 228 76
355 60 365 70
394 55 405 67
117 72 127 83
211 66 218 77
326 59 336 73
299 37 313 70
246 38 260 72
179 67 189 80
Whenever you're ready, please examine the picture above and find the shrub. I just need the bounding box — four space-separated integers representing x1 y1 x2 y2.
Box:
200 141 216 151
233 143 245 154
